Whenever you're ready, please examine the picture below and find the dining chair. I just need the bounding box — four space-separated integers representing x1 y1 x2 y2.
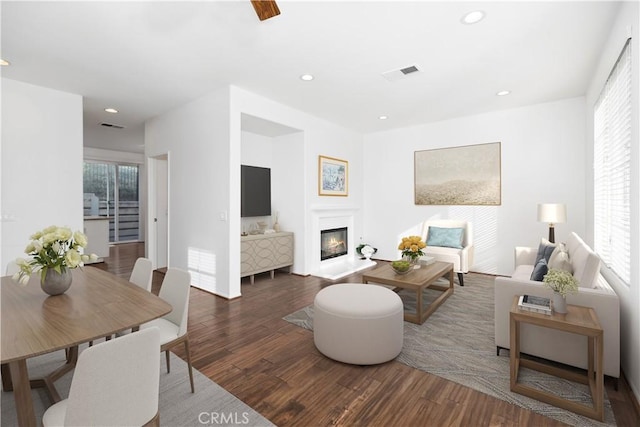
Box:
130 257 153 292
96 257 155 344
42 327 161 427
139 267 195 393
5 261 20 276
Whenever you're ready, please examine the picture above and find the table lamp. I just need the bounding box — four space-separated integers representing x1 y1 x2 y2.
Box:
537 203 566 243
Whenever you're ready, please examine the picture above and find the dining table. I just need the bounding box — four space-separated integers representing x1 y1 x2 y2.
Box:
1 266 173 427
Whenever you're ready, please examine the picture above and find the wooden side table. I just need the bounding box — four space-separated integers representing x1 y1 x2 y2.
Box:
509 296 604 421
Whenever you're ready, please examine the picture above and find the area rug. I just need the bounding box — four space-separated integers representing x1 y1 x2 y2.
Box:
2 348 274 427
284 273 617 427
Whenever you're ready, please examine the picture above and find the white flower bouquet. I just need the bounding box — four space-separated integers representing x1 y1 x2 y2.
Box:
12 225 98 286
542 268 579 297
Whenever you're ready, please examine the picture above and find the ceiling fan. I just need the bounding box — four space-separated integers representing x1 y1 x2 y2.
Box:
251 0 281 21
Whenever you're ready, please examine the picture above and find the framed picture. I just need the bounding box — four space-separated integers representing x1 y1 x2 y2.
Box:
318 155 348 196
414 142 501 205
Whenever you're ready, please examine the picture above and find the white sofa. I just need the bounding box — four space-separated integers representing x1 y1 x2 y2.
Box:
494 232 620 379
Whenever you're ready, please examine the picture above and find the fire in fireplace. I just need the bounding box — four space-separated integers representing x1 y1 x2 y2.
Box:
320 227 348 261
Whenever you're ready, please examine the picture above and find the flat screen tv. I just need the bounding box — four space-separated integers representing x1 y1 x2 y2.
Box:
241 165 271 217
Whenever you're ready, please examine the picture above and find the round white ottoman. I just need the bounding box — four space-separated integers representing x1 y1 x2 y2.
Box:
313 283 404 365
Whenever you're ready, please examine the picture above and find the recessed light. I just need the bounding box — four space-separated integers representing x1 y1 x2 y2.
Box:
461 10 485 25
300 74 314 81
0 59 10 66
496 90 511 96
378 115 388 120
104 108 119 114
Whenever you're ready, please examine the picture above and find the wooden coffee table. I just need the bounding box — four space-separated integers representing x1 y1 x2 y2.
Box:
361 261 454 324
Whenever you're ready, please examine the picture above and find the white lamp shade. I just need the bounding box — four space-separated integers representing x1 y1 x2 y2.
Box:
537 203 567 223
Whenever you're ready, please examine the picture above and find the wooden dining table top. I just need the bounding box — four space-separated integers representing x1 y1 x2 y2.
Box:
1 266 173 363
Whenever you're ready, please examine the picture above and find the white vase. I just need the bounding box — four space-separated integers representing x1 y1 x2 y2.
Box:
552 292 567 314
41 268 73 296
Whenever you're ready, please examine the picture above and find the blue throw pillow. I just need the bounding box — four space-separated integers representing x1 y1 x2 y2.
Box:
534 239 556 265
530 258 548 281
426 227 464 249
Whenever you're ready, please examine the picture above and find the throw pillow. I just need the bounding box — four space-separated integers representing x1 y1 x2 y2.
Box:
548 243 573 273
426 227 464 249
534 238 556 265
530 258 548 281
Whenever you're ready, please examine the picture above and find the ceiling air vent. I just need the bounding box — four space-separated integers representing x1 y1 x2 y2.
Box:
401 65 419 75
100 122 125 129
382 64 421 82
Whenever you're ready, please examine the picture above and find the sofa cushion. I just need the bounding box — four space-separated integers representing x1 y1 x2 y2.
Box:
534 238 556 265
548 243 573 273
530 258 548 281
571 243 601 288
512 264 534 280
426 226 464 249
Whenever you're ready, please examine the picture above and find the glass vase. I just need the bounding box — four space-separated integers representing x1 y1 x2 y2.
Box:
402 255 420 268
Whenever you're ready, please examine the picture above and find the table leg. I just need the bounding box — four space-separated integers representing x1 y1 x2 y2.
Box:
510 315 519 390
595 334 604 420
588 335 594 381
416 288 423 323
1 363 13 391
9 359 37 427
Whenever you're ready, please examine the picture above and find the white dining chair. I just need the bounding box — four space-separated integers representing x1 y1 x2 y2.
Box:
139 267 195 393
5 261 20 276
42 327 161 427
130 257 153 292
99 257 155 343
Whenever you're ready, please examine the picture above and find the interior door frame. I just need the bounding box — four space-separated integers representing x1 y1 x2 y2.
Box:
147 153 169 269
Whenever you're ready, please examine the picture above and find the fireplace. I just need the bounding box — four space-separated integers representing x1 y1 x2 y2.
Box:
320 227 348 261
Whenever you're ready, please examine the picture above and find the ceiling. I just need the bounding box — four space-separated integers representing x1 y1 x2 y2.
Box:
1 1 620 153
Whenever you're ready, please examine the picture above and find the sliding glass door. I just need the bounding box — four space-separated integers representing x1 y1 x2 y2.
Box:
83 162 140 243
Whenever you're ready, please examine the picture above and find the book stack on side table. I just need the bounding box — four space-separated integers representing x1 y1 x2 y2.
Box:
517 295 551 315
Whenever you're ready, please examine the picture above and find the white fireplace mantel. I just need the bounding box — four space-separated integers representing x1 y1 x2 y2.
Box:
309 205 376 280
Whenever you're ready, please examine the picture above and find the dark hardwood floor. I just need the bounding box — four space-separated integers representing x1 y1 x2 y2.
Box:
97 243 639 426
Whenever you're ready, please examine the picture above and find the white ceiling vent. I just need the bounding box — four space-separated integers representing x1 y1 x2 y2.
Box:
100 122 125 129
382 64 421 82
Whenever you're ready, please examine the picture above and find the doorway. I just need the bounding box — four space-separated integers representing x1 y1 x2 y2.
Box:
148 154 169 269
83 161 141 242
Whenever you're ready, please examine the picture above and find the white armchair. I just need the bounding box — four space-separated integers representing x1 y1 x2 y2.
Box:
420 220 474 286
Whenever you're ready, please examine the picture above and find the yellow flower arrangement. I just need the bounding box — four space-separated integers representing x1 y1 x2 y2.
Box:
397 235 427 261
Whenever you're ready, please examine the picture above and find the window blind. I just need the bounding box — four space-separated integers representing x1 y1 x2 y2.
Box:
593 38 632 286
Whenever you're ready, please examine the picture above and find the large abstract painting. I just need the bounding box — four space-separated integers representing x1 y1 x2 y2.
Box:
414 142 501 205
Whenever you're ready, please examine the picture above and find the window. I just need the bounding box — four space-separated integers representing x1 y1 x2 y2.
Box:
593 39 632 286
83 162 140 243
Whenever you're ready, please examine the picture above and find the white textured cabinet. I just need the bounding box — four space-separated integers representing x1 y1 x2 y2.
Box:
241 232 293 284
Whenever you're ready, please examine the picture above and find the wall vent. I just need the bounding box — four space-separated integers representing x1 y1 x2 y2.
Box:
382 64 421 82
100 122 125 129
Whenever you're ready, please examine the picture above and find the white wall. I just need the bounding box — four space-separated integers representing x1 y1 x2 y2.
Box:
231 86 364 276
239 130 305 249
585 0 640 404
363 97 587 276
145 87 235 297
240 130 273 233
1 78 83 272
272 132 305 269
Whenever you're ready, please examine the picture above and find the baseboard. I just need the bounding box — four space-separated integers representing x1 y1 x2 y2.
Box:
622 370 640 420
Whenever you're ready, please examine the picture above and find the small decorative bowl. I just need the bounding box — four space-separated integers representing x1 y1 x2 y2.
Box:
391 260 412 275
